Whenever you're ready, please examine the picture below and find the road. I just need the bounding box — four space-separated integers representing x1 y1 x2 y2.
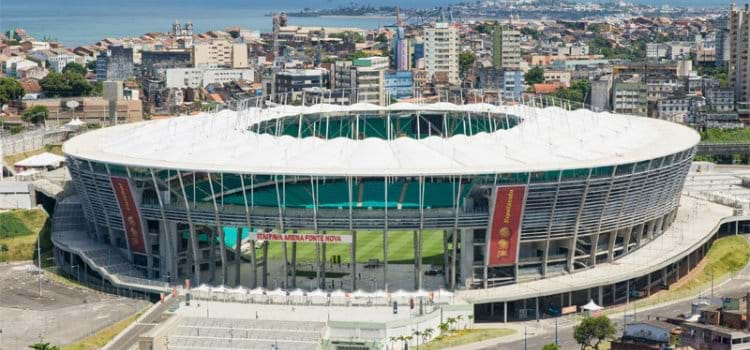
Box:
480 246 750 349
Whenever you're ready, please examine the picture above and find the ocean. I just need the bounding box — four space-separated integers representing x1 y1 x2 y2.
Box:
0 0 733 47
0 0 453 47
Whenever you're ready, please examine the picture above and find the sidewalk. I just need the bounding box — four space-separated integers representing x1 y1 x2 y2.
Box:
444 234 750 350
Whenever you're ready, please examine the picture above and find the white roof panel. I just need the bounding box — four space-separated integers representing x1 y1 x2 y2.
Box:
62 103 701 176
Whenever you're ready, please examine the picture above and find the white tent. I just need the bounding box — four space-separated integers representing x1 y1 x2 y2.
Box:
308 289 328 305
582 299 603 311
268 288 287 303
14 152 66 169
289 289 307 304
249 287 267 303
330 290 347 306
65 118 85 128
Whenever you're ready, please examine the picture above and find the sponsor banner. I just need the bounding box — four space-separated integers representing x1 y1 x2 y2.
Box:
111 176 147 254
486 185 527 266
249 232 352 244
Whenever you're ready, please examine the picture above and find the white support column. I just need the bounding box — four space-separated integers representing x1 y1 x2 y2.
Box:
239 174 256 288
150 169 176 282
207 172 228 284
177 170 201 285
383 175 389 290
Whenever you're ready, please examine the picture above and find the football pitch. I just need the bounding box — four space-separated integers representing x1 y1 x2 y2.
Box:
258 230 446 266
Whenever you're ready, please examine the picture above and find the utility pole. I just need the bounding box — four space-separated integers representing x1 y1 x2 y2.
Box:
38 230 42 297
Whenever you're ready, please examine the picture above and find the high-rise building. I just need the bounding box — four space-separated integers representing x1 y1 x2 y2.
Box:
95 45 134 81
730 3 750 110
393 27 410 71
424 22 459 85
192 41 248 69
333 56 389 105
492 24 521 70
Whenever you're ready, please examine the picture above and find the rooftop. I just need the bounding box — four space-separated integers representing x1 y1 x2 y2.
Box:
63 103 700 177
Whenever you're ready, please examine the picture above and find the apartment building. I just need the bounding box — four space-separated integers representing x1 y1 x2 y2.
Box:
165 67 254 89
333 56 389 105
730 3 750 110
193 41 248 69
424 22 459 85
492 24 521 70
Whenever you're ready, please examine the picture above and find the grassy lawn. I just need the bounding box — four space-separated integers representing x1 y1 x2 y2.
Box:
420 328 515 350
0 209 52 263
4 144 63 167
253 230 446 266
61 310 144 350
605 235 750 314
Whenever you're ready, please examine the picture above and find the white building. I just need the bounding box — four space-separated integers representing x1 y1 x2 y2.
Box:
30 49 77 72
165 68 254 89
646 43 670 59
3 57 40 78
424 23 460 85
333 56 389 105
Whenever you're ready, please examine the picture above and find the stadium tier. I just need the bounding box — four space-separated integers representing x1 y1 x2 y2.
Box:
60 102 699 291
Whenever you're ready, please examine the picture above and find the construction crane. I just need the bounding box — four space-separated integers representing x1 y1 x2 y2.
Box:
396 6 404 28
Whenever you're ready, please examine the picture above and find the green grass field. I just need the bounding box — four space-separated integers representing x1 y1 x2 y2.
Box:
0 209 51 263
420 328 515 350
605 235 750 315
254 230 446 266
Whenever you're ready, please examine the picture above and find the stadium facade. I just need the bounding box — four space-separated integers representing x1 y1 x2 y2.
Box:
58 102 700 295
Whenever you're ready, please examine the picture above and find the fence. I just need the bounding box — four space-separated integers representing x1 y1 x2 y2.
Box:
1 127 70 156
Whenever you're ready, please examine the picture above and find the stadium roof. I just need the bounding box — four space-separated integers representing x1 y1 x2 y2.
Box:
63 103 700 177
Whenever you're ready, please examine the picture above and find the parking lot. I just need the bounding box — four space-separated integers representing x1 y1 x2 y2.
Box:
0 261 149 349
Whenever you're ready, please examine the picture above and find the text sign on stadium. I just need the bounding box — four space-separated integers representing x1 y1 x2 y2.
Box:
486 185 527 266
249 232 352 244
110 177 147 254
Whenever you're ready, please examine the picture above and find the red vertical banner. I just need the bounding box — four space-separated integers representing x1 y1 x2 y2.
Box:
111 176 146 254
486 185 527 266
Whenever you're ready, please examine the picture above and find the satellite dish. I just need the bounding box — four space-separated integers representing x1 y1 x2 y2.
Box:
66 100 79 109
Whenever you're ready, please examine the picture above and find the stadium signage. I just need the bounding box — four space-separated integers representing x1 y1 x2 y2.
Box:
249 232 353 244
110 177 147 254
486 185 527 266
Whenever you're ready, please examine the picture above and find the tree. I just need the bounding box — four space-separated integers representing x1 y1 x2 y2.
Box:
524 66 544 85
438 321 449 334
422 328 434 343
21 105 49 124
347 51 370 61
542 344 561 350
413 329 423 348
28 343 60 350
61 62 86 76
85 60 96 70
39 71 95 97
446 317 457 331
553 79 592 104
459 51 476 74
521 27 541 40
573 316 616 350
0 77 25 105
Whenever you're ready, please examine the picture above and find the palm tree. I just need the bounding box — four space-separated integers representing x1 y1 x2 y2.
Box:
28 343 59 350
413 329 423 349
438 321 450 335
389 336 397 350
447 317 457 331
422 328 434 343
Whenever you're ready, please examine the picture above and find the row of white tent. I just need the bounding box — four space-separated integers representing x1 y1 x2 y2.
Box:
189 285 455 306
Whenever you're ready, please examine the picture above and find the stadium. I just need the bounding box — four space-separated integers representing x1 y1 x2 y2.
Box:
56 97 700 296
